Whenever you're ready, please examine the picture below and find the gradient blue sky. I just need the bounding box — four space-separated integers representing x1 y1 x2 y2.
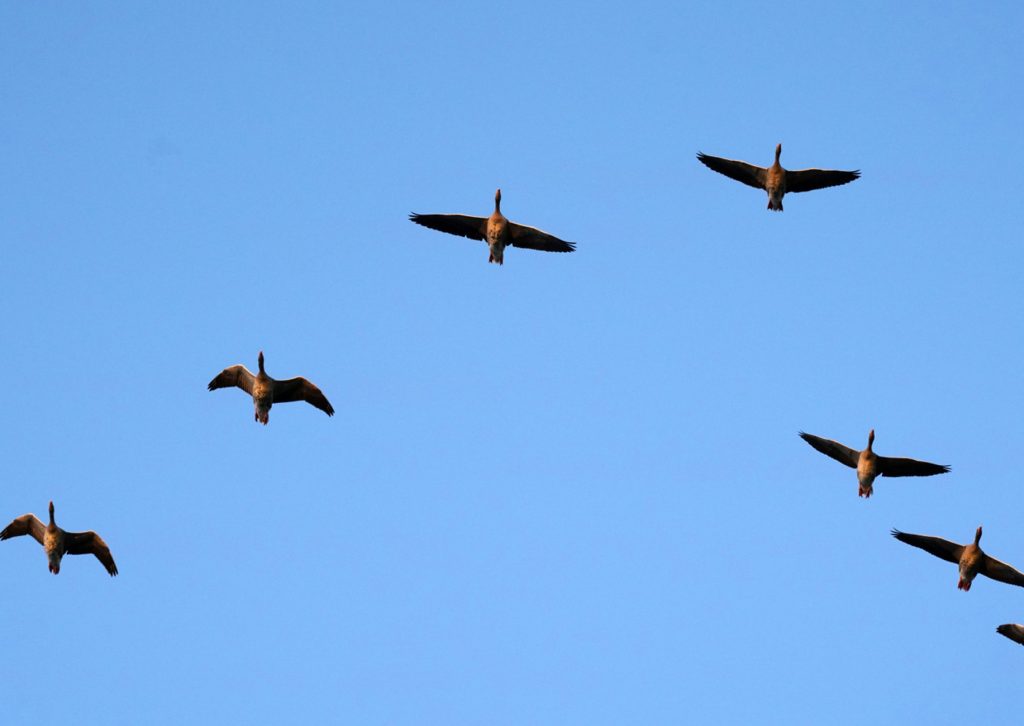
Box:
3 2 1023 723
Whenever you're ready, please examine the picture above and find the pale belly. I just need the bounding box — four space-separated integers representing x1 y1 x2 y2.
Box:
255 397 272 423
487 219 508 265
44 532 63 572
857 459 878 496
488 241 506 265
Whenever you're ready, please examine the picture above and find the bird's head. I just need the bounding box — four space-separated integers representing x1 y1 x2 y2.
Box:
258 351 265 372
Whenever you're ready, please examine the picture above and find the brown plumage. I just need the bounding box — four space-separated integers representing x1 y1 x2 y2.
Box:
697 143 859 210
0 501 117 576
409 189 576 265
997 624 1024 646
208 351 334 424
892 526 1024 591
799 429 949 498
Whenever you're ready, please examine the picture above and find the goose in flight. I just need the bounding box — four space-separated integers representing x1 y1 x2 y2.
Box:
697 144 859 210
409 189 576 265
799 429 949 498
892 526 1024 591
1 501 117 576
208 351 334 424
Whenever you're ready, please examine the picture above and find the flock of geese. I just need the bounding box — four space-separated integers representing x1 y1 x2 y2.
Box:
5 143 1024 649
800 429 1024 602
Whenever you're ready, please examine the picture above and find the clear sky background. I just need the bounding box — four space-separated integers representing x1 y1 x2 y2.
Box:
3 2 1023 723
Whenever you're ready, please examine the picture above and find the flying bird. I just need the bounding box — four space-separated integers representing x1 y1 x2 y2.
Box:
409 189 576 265
697 144 859 210
996 624 1024 646
1 501 118 576
208 351 334 424
892 526 1024 591
799 429 949 498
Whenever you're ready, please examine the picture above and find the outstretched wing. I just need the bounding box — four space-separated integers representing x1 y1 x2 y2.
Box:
877 456 950 478
784 168 860 193
409 213 487 241
981 555 1024 588
64 530 118 576
208 365 255 395
997 624 1024 646
273 377 334 417
696 152 767 190
509 222 576 253
0 514 45 545
799 432 860 469
891 529 964 565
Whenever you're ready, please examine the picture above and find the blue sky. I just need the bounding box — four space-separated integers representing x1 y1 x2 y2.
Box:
2 2 1023 723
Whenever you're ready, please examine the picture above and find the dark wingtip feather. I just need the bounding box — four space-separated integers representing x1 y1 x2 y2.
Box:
316 395 335 417
997 625 1024 645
